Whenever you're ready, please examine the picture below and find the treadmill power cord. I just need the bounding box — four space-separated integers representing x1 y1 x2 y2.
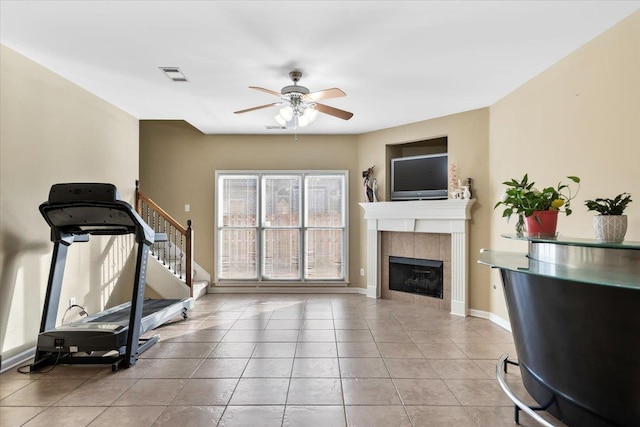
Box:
16 348 63 375
61 304 88 325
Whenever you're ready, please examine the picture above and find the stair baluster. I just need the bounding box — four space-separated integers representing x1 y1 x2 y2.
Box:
135 180 193 292
186 220 193 289
179 229 184 280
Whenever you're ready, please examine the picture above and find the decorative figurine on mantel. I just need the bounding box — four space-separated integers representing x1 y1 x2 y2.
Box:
362 166 378 203
449 163 473 200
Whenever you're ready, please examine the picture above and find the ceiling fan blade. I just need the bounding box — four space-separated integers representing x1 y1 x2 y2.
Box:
306 88 346 101
234 103 278 114
249 86 281 97
315 103 353 120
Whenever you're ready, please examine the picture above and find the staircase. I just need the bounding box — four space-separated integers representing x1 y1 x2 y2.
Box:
146 245 209 300
135 181 210 300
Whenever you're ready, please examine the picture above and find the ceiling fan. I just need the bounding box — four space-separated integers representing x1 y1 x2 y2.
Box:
234 70 353 128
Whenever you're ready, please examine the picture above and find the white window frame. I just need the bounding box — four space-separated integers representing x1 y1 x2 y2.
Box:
215 170 349 285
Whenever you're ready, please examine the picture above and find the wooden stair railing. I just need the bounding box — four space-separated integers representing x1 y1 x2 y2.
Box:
135 181 193 292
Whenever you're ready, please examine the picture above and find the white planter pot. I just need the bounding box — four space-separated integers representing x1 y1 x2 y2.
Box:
593 215 627 243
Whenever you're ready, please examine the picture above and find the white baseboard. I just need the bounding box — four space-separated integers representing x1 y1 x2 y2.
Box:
208 286 367 295
1 347 35 374
469 308 512 332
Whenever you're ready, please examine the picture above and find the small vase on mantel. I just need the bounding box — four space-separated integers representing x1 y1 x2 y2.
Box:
524 210 559 238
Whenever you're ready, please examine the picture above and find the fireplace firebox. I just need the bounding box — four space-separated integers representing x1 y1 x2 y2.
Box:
389 256 443 299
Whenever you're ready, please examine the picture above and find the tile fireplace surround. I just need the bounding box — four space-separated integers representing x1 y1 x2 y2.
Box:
360 199 475 316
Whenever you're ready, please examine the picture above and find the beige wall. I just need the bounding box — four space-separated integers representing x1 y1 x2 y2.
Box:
139 121 361 287
488 11 640 319
0 45 139 364
356 108 492 313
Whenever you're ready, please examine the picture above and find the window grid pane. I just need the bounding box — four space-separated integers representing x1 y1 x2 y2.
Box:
219 228 258 279
219 175 258 227
263 229 301 280
305 229 344 280
262 175 301 227
305 175 345 227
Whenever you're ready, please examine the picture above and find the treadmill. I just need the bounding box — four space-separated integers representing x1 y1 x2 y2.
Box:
32 183 194 372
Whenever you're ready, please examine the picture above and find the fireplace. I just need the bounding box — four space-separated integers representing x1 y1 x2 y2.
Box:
389 256 443 299
360 199 474 316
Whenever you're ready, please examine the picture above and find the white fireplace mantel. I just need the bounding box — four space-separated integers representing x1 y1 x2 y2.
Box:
360 199 475 316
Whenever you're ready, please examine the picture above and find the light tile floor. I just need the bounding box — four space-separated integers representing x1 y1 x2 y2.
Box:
1 293 557 426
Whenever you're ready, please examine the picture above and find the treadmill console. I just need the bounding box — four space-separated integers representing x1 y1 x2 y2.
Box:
48 183 120 203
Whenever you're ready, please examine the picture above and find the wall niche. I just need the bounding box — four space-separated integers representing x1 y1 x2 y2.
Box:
384 136 448 200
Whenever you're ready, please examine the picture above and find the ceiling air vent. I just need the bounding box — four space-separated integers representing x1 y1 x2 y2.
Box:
159 67 188 82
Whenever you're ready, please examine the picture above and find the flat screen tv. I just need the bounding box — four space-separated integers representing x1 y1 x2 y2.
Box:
390 153 448 200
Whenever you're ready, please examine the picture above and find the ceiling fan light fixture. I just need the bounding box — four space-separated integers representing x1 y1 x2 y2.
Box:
278 106 294 121
274 105 318 129
297 116 309 128
274 114 287 127
304 107 319 122
297 107 319 128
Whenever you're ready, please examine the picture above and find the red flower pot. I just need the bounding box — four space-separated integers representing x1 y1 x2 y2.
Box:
525 210 558 238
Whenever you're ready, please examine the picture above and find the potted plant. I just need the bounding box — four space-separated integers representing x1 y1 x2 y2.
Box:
585 193 632 243
495 174 581 237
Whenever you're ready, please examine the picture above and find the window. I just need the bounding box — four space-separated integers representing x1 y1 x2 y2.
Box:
216 171 347 283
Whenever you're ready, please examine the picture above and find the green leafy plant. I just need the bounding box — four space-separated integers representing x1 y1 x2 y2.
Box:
494 174 581 233
585 193 632 215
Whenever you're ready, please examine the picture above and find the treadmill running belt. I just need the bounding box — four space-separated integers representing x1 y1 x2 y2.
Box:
89 299 182 324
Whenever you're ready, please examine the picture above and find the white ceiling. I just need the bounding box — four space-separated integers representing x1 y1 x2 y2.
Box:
1 1 638 135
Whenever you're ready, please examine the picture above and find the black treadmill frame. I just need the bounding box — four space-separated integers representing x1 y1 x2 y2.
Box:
31 183 189 372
